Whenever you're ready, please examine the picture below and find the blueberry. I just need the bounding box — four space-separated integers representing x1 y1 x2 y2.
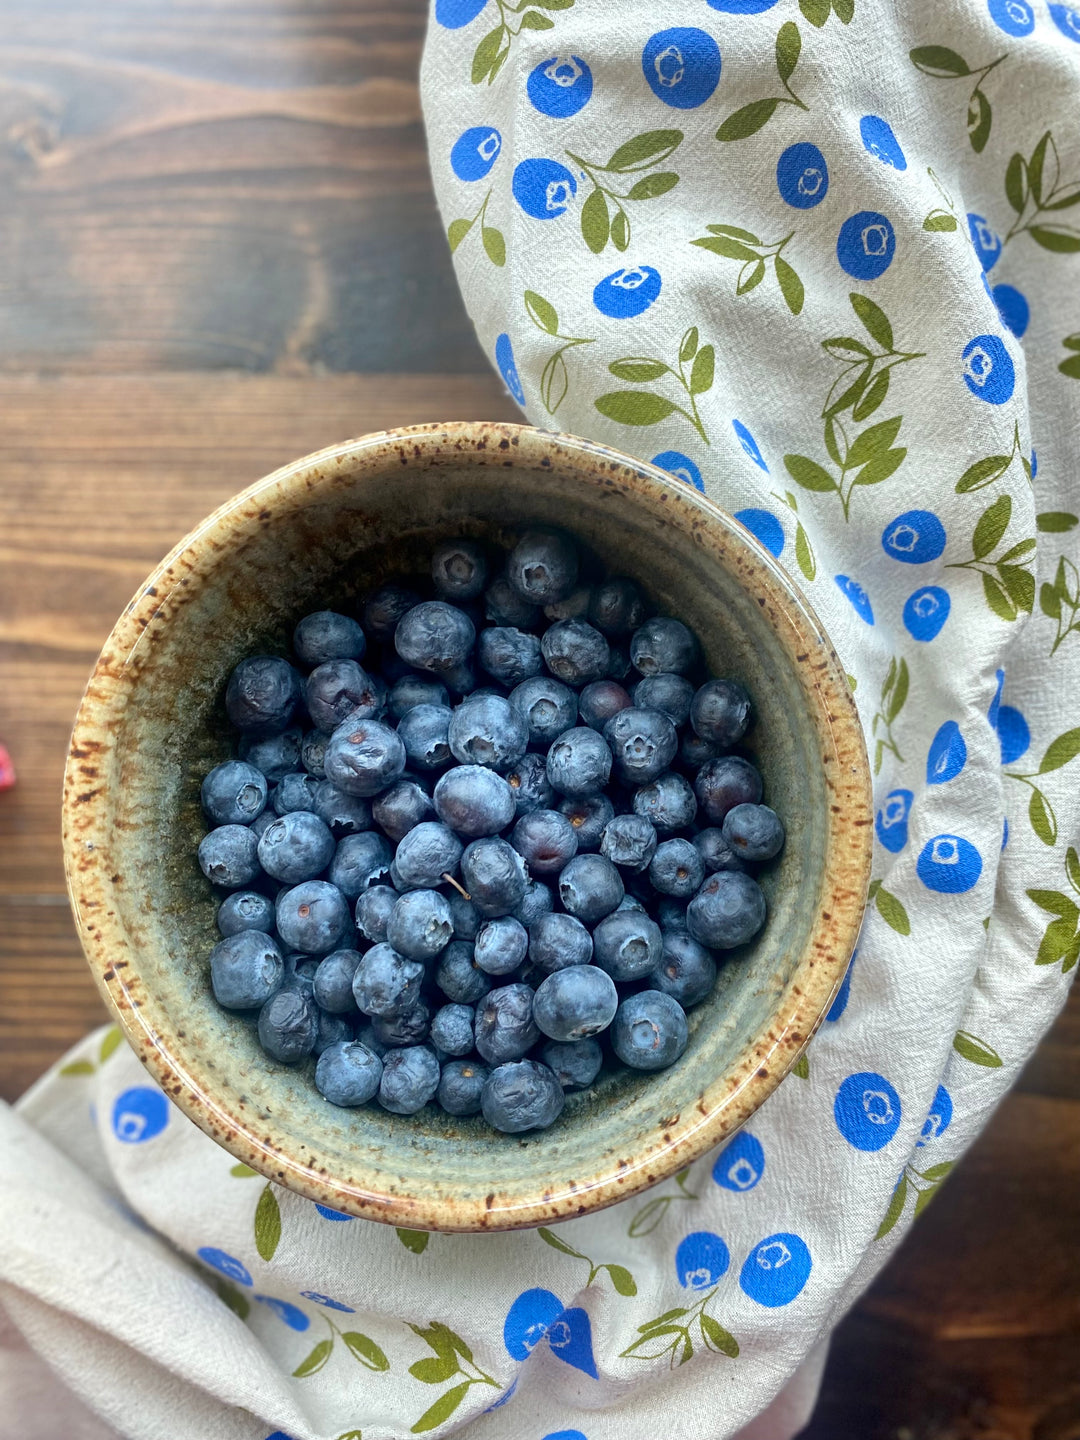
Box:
315 1040 382 1106
578 680 632 732
589 577 648 637
313 949 362 1013
510 809 579 875
693 827 744 873
656 898 689 933
433 764 516 836
652 931 716 1007
312 780 373 838
273 772 322 815
593 264 662 318
481 1059 565 1133
558 792 615 851
313 1009 355 1056
605 707 679 785
387 889 453 961
293 612 366 668
512 158 578 219
633 674 694 727
616 893 648 914
687 870 766 949
479 627 543 686
258 987 319 1064
276 880 351 953
396 704 453 772
534 964 618 1042
475 983 540 1063
485 573 541 629
642 26 722 108
474 915 530 974
201 761 268 826
776 141 829 208
509 676 578 746
546 727 613 797
238 727 303 782
694 755 763 825
461 837 528 916
283 950 321 995
633 773 697 834
630 619 698 677
210 931 284 1009
393 821 463 889
448 694 528 771
324 717 406 797
371 1001 431 1048
250 811 275 841
328 831 393 899
507 529 579 605
449 893 483 941
438 1059 490 1116
557 853 624 924
543 584 593 623
611 990 688 1071
394 601 475 674
431 538 489 601
199 825 262 889
225 655 302 734
600 813 657 872
307 659 384 732
690 679 751 748
540 1038 603 1090
373 777 432 841
541 618 610 687
505 752 557 816
363 584 422 642
722 803 785 861
301 730 329 779
378 1046 440 1114
592 910 663 981
680 731 719 769
528 53 593 116
443 661 478 697
430 1003 475 1057
388 674 450 719
649 837 706 898
528 911 593 972
512 877 554 928
436 941 492 1004
352 942 425 1016
217 889 276 937
355 884 398 943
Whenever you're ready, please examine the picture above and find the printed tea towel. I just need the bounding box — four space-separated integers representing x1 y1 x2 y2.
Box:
3 1 1080 1437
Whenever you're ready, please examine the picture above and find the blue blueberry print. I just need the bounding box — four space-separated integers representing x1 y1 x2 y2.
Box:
732 419 769 471
735 509 784 558
528 56 593 118
1031 450 1038 477
875 788 913 854
988 667 1005 730
739 1233 812 1307
1049 3 1080 40
962 335 1015 405
917 835 983 894
826 953 855 1021
111 1086 168 1144
197 1248 253 1286
881 510 946 565
967 214 1002 272
265 1433 298 1440
904 586 951 642
543 1433 587 1440
652 450 704 491
917 1084 953 1147
707 0 780 10
834 1072 902 1151
513 159 577 221
776 142 829 209
315 1203 354 1221
642 29 721 109
859 116 906 170
485 1379 518 1413
495 333 525 405
997 704 1030 763
992 283 1029 339
989 0 1035 33
504 1287 564 1359
435 0 488 27
837 212 895 280
547 1307 598 1378
450 127 501 182
713 1131 765 1191
593 265 662 319
301 1291 355 1312
676 1231 731 1289
927 720 967 785
835 575 874 624
254 1295 310 1331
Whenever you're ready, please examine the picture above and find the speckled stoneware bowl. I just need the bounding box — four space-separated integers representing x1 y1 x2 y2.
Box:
63 421 870 1232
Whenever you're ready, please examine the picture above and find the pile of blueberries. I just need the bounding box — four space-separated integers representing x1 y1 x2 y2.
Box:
198 528 783 1135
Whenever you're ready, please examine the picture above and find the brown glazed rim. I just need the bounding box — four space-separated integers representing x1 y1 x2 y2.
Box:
62 422 871 1232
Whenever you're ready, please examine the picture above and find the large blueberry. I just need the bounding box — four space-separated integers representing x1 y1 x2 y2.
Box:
593 266 662 319
917 834 983 893
545 1307 597 1377
1049 3 1080 40
642 28 721 109
881 510 946 564
512 159 577 220
991 283 1029 339
495 333 525 405
918 1083 953 1146
712 1131 765 1191
435 0 488 27
927 720 967 785
504 1287 564 1359
738 1233 812 1307
837 211 895 280
450 126 502 182
989 0 1035 34
903 586 951 642
112 1086 169 1144
834 1071 902 1150
735 509 784 558
197 1247 252 1285
835 575 874 624
859 115 906 170
528 55 593 117
996 704 1030 763
676 1231 730 1289
962 334 1015 404
652 450 704 492
254 1295 309 1331
776 142 829 208
967 214 1002 272
875 788 913 853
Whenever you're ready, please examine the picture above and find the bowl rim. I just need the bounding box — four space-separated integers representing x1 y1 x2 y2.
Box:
62 420 871 1231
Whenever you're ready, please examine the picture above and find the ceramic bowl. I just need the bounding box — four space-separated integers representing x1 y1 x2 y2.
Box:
63 421 870 1232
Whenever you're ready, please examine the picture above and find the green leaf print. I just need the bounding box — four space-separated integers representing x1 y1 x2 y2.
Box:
1036 512 1079 533
470 0 575 86
343 1332 391 1371
293 1339 334 1377
446 190 505 268
595 325 714 443
1060 334 1080 381
909 45 1005 153
875 1160 954 1239
407 1322 498 1431
410 1356 459 1384
870 658 908 775
59 1059 95 1077
770 490 819 582
715 21 807 142
948 495 1035 625
621 1286 739 1367
523 290 595 416
791 1052 810 1079
412 1384 473 1434
1028 856 1080 971
537 1226 638 1294
875 1177 908 1239
627 1166 698 1238
1002 131 1080 251
214 1277 250 1321
254 1183 282 1262
691 226 806 315
99 1026 123 1062
953 1030 1004 1067
566 130 683 254
1005 731 1080 846
396 1228 430 1254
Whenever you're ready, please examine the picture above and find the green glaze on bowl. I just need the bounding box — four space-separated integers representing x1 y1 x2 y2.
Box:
62 422 871 1232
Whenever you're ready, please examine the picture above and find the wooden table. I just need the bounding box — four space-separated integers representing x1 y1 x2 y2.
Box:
0 3 1077 1434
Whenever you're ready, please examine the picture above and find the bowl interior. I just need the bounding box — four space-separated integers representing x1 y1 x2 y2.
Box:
65 424 868 1230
